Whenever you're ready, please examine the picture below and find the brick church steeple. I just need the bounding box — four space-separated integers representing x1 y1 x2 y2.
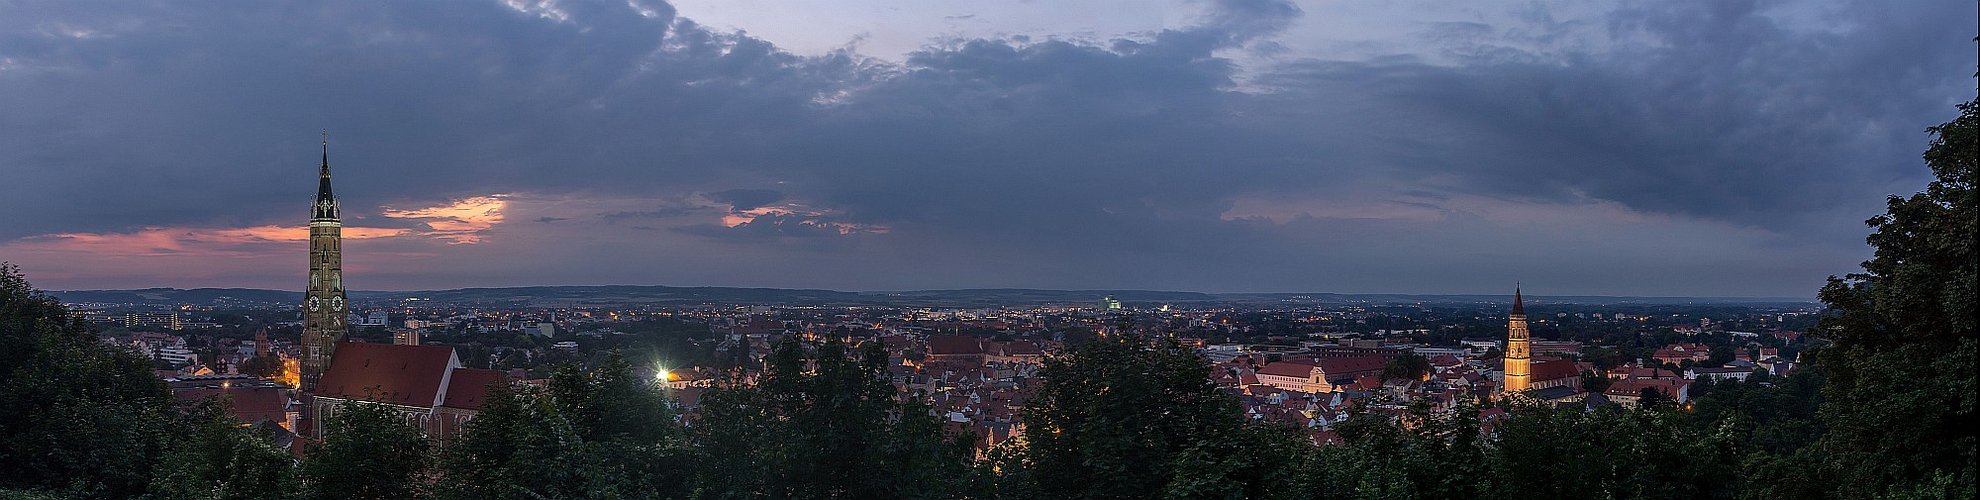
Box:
300 135 348 392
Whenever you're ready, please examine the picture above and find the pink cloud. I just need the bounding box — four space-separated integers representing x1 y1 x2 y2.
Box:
719 202 887 235
380 195 509 244
0 195 513 288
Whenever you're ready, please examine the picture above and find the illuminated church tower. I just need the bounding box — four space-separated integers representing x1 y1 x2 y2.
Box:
300 138 347 392
1502 288 1531 392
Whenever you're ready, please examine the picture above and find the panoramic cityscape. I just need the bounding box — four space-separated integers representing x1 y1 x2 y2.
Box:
1 0 1974 499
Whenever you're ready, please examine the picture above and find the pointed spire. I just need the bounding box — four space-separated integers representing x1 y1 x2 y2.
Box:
313 131 338 220
320 130 330 176
1512 287 1524 315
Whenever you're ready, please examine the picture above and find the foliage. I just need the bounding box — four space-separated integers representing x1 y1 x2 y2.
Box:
1581 369 1613 394
298 401 429 500
1810 98 1977 498
688 337 979 499
147 399 297 500
1488 401 1739 499
1322 400 1490 499
1380 353 1431 381
436 352 687 499
0 263 174 498
238 355 283 379
995 333 1308 499
433 381 584 499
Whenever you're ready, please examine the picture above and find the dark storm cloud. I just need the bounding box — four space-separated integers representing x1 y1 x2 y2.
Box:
705 189 786 210
600 207 704 222
0 0 840 238
1243 0 1974 228
0 0 1971 294
674 216 842 239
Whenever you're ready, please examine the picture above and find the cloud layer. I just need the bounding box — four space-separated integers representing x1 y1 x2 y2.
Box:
0 0 1972 295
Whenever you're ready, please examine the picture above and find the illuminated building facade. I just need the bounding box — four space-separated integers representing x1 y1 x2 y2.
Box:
1502 288 1531 392
300 140 348 393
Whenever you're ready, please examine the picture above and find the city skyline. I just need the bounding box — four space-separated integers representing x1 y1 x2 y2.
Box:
2 0 1975 296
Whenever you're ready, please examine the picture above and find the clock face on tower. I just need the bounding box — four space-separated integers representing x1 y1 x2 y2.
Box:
331 296 344 312
307 297 320 312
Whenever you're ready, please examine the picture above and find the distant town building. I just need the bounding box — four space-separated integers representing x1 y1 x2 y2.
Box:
1605 378 1691 408
1685 366 1755 382
1255 355 1389 393
124 311 183 330
926 335 986 366
156 343 198 366
525 322 557 337
1652 343 1712 365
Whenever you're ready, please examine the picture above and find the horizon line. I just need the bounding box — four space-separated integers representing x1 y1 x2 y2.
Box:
46 283 1822 302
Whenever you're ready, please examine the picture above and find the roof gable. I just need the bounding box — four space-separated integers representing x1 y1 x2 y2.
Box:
441 368 507 410
1316 355 1388 376
1530 358 1582 382
928 335 984 355
317 342 459 406
1258 361 1318 378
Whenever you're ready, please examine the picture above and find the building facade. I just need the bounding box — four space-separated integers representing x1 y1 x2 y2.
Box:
1256 355 1391 393
301 140 348 393
123 311 183 330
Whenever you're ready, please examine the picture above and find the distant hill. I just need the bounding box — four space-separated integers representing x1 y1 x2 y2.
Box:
356 285 868 307
49 285 1817 309
53 288 302 305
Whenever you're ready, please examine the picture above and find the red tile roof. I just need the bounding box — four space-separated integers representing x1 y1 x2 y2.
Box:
1349 374 1384 391
441 368 507 410
1529 358 1581 383
316 342 457 406
1607 378 1688 397
927 335 984 356
1316 355 1388 377
985 340 1043 356
1258 361 1317 378
176 386 288 424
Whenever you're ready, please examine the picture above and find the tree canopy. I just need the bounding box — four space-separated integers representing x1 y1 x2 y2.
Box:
1809 98 1976 497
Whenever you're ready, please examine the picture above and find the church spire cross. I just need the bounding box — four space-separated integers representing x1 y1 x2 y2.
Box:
320 130 329 176
1512 287 1524 315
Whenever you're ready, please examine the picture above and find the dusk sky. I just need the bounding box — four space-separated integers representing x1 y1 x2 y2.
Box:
0 0 1972 296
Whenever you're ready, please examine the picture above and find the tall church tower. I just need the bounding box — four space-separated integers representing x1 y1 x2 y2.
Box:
300 138 347 393
1503 288 1531 393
